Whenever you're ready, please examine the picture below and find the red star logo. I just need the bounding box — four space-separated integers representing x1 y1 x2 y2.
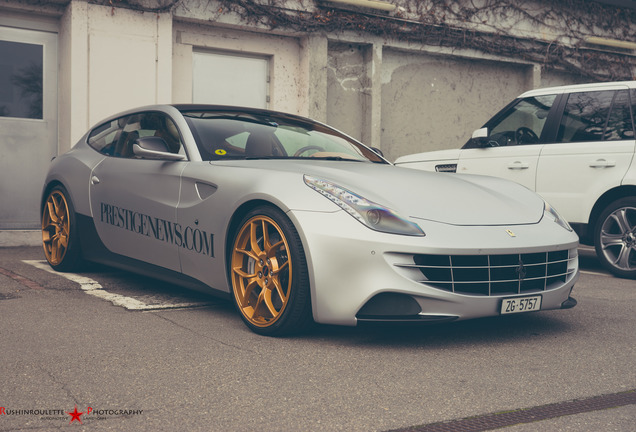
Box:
66 405 84 424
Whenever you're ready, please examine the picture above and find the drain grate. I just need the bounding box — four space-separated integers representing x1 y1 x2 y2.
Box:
390 390 636 432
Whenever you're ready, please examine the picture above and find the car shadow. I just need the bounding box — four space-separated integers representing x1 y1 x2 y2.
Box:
68 258 579 347
301 312 575 348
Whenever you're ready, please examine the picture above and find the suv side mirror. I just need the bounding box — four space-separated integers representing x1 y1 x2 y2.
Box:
133 136 186 161
472 127 488 139
471 127 499 147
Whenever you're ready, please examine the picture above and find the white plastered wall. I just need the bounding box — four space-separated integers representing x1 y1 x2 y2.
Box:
59 1 172 151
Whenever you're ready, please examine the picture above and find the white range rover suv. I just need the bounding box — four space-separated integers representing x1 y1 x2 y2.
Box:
395 81 636 279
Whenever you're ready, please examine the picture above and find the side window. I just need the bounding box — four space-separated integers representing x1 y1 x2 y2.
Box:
114 112 184 158
556 90 623 143
605 90 634 141
87 117 126 155
485 95 556 147
632 89 636 126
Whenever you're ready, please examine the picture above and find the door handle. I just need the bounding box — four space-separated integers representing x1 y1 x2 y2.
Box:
507 161 529 170
91 175 100 185
589 159 616 168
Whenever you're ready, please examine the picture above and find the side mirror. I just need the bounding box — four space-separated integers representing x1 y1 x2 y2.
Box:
471 127 498 147
371 147 384 157
471 127 488 140
133 137 186 161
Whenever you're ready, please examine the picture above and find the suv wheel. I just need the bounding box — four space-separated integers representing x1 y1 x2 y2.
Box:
594 197 636 279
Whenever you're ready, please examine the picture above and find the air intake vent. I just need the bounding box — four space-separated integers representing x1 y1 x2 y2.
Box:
396 250 577 296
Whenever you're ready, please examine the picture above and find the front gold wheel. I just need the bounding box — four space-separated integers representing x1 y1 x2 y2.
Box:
42 190 70 265
41 186 82 271
230 207 311 336
231 215 291 328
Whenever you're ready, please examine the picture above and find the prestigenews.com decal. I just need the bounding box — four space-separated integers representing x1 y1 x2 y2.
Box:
99 202 215 257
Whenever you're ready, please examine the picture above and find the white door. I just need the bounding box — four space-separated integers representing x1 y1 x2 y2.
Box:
88 112 185 271
455 94 558 191
0 26 57 229
536 88 636 223
456 145 542 190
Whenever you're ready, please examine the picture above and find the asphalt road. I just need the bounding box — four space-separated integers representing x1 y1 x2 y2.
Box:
0 246 634 431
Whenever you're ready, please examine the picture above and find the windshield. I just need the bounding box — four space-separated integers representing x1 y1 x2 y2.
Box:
181 110 386 163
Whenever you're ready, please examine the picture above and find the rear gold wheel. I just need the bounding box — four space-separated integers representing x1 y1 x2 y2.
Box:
41 186 82 271
230 207 311 335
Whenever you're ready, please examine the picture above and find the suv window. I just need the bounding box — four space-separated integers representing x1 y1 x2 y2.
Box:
464 95 557 148
556 90 634 143
606 90 635 141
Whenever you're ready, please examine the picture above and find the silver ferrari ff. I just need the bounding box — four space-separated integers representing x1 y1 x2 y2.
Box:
41 105 579 335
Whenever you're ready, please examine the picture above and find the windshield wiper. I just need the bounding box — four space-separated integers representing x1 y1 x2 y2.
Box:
242 156 387 163
244 156 288 160
187 113 279 128
307 156 367 162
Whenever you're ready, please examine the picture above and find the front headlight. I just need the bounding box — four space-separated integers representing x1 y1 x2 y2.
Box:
304 175 425 236
543 201 572 232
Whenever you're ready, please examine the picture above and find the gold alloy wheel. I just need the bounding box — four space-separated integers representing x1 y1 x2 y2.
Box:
231 215 292 328
42 189 71 266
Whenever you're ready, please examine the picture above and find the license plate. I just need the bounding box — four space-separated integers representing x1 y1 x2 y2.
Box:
500 295 542 314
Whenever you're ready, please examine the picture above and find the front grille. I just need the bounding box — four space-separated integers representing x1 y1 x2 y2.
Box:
435 164 457 173
397 250 577 296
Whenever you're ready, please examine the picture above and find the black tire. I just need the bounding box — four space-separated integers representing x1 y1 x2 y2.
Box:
41 185 84 272
229 206 312 336
594 196 636 279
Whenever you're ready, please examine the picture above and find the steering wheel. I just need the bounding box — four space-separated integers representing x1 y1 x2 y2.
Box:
515 127 539 145
294 145 325 157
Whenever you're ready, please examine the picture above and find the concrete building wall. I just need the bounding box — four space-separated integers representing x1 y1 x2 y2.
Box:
86 6 172 131
58 3 173 151
1 0 635 240
324 39 617 162
327 43 369 143
380 50 531 160
540 70 591 89
5 0 635 157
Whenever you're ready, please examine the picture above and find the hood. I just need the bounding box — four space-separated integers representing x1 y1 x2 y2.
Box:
306 163 544 226
394 149 461 165
221 160 544 226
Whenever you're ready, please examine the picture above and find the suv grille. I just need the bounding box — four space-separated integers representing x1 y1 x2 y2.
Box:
435 164 457 173
397 250 577 296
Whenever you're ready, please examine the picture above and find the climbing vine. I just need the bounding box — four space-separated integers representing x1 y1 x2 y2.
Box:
79 0 636 80
212 0 636 81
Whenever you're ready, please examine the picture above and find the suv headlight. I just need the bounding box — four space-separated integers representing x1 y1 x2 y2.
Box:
544 201 572 232
304 175 425 236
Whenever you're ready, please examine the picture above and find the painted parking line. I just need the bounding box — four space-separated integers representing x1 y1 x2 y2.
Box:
23 260 213 311
580 269 612 277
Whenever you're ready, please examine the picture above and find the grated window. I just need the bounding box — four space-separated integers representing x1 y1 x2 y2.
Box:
397 250 577 296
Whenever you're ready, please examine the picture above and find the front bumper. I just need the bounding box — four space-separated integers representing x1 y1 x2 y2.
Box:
289 209 579 326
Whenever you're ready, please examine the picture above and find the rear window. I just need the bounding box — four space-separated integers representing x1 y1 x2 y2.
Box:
87 118 126 155
556 90 635 143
